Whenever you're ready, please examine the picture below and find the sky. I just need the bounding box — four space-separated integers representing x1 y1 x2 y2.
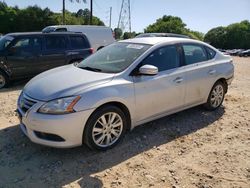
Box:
3 0 250 34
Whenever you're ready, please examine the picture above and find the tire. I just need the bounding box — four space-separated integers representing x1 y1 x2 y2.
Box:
83 105 127 150
0 70 9 89
204 81 226 111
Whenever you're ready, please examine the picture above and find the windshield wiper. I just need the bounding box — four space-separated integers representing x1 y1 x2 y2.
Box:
78 66 102 72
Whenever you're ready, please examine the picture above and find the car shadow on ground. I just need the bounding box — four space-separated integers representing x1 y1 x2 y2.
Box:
0 79 28 93
0 106 225 187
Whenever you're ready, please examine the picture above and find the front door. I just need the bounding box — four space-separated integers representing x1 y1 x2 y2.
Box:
6 36 42 78
133 45 186 123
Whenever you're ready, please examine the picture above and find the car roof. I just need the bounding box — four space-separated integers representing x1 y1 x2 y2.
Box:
136 33 190 38
119 37 201 45
6 32 84 36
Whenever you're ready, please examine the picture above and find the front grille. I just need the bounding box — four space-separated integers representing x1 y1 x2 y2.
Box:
19 93 37 113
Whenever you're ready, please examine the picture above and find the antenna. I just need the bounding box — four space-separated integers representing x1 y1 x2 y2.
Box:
117 0 131 33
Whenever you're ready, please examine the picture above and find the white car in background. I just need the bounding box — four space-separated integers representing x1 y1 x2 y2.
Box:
42 25 115 51
17 37 234 150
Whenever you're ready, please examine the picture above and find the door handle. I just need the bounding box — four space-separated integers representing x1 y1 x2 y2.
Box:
208 70 216 75
174 77 183 83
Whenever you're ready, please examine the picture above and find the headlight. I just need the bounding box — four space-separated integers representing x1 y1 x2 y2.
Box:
38 96 81 114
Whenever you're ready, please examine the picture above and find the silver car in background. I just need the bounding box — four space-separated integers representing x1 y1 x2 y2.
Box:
17 37 234 150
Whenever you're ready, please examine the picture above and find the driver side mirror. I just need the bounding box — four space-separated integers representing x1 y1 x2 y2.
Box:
139 64 158 75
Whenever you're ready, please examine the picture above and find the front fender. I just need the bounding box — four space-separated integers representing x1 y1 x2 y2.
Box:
74 78 136 121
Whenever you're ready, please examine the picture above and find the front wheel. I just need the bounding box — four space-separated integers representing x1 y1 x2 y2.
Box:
204 81 226 110
0 71 9 89
83 105 127 150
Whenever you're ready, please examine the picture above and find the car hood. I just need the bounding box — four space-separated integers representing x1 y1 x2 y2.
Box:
23 65 115 101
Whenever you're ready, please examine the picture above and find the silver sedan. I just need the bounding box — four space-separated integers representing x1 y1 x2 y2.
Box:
17 37 234 150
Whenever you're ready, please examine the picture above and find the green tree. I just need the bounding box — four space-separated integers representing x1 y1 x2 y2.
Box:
144 15 203 40
114 28 122 39
145 15 186 34
204 20 250 49
123 31 136 39
204 27 227 48
0 3 105 34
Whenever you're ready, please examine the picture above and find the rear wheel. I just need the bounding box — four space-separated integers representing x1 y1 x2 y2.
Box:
83 105 127 150
0 71 9 89
204 81 226 110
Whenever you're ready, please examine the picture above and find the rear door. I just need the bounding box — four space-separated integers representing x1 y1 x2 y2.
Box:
6 36 42 78
181 43 217 106
133 45 186 123
40 35 68 71
68 34 92 63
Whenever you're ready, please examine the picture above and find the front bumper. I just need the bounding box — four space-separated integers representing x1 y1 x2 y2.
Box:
17 99 95 148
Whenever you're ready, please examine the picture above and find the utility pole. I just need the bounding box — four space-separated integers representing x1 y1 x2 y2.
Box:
109 7 112 28
62 0 65 24
90 0 93 25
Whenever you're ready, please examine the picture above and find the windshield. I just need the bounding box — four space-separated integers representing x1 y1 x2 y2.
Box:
77 42 151 73
0 35 14 51
42 27 56 33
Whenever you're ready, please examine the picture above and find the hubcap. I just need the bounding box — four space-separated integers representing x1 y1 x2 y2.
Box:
210 84 224 108
0 75 6 88
92 112 123 147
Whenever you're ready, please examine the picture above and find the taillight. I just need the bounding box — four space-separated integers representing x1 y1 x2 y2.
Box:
89 48 94 54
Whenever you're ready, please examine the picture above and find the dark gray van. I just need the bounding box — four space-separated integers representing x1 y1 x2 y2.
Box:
0 32 93 88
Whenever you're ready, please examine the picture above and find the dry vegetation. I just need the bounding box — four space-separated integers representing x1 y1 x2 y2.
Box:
0 57 249 188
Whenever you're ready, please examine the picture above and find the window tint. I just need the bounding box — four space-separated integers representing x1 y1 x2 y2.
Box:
206 46 216 59
70 36 88 49
141 45 180 72
11 37 41 56
183 44 207 65
13 38 29 48
55 28 67 32
45 36 66 50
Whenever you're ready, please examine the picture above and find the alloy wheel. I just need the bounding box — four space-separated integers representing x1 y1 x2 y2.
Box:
210 84 224 108
92 112 123 147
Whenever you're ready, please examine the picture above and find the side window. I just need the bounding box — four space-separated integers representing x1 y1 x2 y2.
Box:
12 38 30 48
206 46 216 59
10 37 41 56
55 28 67 32
141 45 180 72
33 38 42 52
45 36 66 50
70 36 89 49
183 44 207 65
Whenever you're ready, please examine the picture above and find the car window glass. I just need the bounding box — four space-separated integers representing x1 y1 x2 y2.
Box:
183 44 207 65
206 47 216 59
45 36 66 50
70 36 88 49
78 42 151 73
11 37 40 56
13 38 29 48
141 45 180 72
55 28 67 32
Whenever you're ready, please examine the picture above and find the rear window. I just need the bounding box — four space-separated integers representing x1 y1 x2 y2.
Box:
206 47 216 59
183 44 208 65
70 36 89 49
45 36 66 50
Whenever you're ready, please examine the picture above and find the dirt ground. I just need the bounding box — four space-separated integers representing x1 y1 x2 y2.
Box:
0 57 249 188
